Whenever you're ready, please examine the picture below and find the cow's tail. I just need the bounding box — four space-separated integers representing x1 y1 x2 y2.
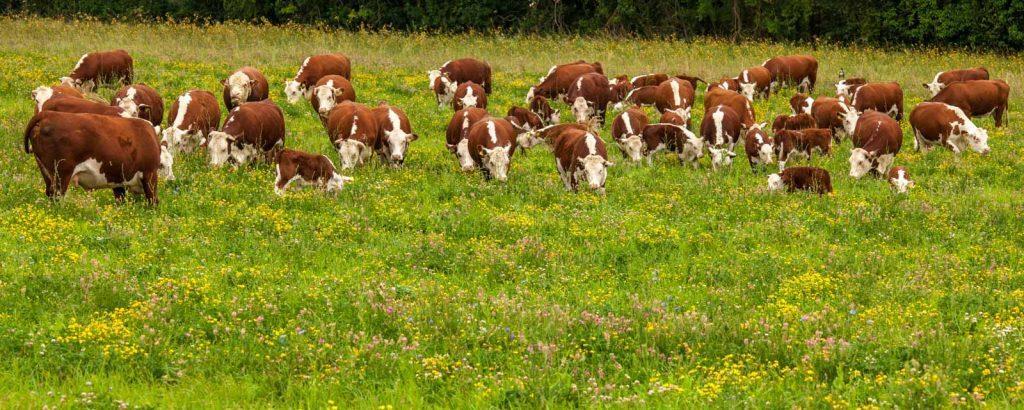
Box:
23 112 45 153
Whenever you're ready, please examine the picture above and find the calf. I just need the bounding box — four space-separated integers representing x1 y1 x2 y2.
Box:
527 60 603 101
641 124 704 167
41 97 130 118
162 90 221 154
738 66 772 101
888 167 914 194
31 84 83 113
701 105 742 170
839 108 903 178
744 123 774 171
655 78 694 121
428 58 492 107
767 167 832 195
24 111 165 204
835 77 867 100
310 75 357 122
852 82 904 120
566 73 612 125
506 106 545 149
274 148 352 195
790 93 814 115
611 108 650 162
446 107 490 171
553 129 613 193
207 100 286 167
612 86 657 111
111 84 164 126
529 95 560 125
762 54 818 92
284 53 352 104
771 113 816 133
467 118 517 181
929 80 1010 127
222 67 269 110
60 49 133 93
326 101 380 169
909 102 990 155
774 129 832 170
371 103 418 166
924 67 989 97
452 81 488 110
811 96 849 142
705 88 755 129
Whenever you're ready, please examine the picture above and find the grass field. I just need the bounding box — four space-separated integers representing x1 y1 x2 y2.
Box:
1 17 1023 408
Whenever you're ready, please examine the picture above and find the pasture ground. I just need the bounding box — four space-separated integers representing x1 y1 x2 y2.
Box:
1 18 1023 408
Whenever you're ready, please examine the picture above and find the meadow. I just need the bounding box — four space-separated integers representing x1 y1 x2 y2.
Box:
1 17 1023 408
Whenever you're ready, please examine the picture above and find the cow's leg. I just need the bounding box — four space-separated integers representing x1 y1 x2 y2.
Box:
141 171 158 206
995 105 1005 127
52 166 74 201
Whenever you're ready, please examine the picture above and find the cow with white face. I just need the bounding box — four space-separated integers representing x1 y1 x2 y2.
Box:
428 70 458 107
446 108 489 171
909 102 990 155
325 101 379 170
467 118 517 182
700 105 742 170
284 54 351 104
835 78 866 100
840 107 903 178
310 75 356 122
222 67 269 110
611 108 650 163
744 123 774 171
553 128 613 193
371 103 418 167
162 90 221 154
111 84 164 126
207 100 286 168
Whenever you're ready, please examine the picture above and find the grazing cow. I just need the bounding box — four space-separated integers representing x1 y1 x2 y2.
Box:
612 86 658 111
60 50 133 93
284 54 352 104
641 123 704 167
207 100 286 167
659 110 688 127
655 78 694 121
774 129 832 170
31 85 83 113
744 123 774 171
526 60 603 101
738 66 772 101
467 118 517 181
790 93 814 115
705 87 755 129
631 73 669 88
701 105 742 170
762 55 818 92
452 81 488 110
888 167 914 194
274 148 352 195
608 75 633 103
222 67 269 110
767 167 832 195
611 108 650 162
839 108 903 178
909 102 990 155
41 97 130 118
924 67 990 97
852 82 904 120
371 103 418 166
111 84 164 126
162 90 221 154
537 123 594 147
310 75 357 122
929 80 1010 127
771 113 816 133
506 106 545 149
24 111 166 204
428 58 492 107
811 96 849 142
707 77 740 92
835 77 867 100
553 128 613 193
529 95 560 125
445 107 490 171
326 102 380 169
566 73 612 125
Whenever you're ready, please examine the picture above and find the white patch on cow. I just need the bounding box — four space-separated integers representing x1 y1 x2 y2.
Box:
482 145 511 182
284 58 311 104
456 139 475 171
227 71 252 105
621 112 635 136
325 171 353 194
767 173 783 191
739 82 757 101
72 158 143 192
670 80 682 106
159 145 175 181
337 138 368 170
838 102 860 136
31 86 54 112
629 74 647 84
525 87 535 104
486 120 499 144
461 86 478 108
383 109 415 165
836 80 853 99
162 92 195 153
679 130 705 169
712 107 726 147
572 96 593 123
754 134 774 165
801 97 814 115
618 135 644 163
115 86 140 117
947 104 990 154
848 148 873 178
925 72 945 97
890 169 913 194
72 54 88 72
314 80 338 117
206 131 233 167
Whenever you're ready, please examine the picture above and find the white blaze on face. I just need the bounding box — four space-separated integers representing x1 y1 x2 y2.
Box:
456 139 475 171
384 109 414 164
799 97 814 115
839 103 860 136
926 72 945 97
572 96 592 123
670 80 682 106
767 173 784 191
461 86 478 108
712 107 726 147
314 80 338 116
890 169 913 194
159 145 175 180
206 131 232 166
948 105 991 154
483 145 511 182
227 71 252 104
31 86 54 111
848 148 873 178
577 134 610 191
755 134 774 164
116 86 140 117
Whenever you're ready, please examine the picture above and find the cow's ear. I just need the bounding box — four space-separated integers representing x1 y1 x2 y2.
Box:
221 79 228 86
922 83 929 88
605 160 615 167
138 104 152 116
408 133 419 142
249 79 257 87
445 143 456 153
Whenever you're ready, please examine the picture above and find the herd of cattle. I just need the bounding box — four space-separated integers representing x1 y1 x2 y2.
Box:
23 49 1010 203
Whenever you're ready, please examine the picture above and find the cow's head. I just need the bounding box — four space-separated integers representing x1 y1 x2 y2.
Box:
326 173 354 193
618 134 645 163
428 70 457 106
224 72 256 106
576 154 613 193
158 143 175 181
447 139 476 171
739 81 758 102
480 145 511 182
336 139 369 169
708 147 737 170
114 89 145 118
512 124 544 150
889 170 914 194
767 173 784 192
677 127 705 166
459 89 479 109
748 124 774 164
964 126 990 155
950 110 991 155
923 80 944 97
161 126 193 154
571 97 594 124
60 77 93 93
848 148 875 178
313 83 345 117
283 80 309 104
383 127 418 167
207 131 256 167
30 86 54 111
837 103 860 136
525 86 537 104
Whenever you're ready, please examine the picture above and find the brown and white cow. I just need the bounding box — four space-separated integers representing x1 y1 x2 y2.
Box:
612 86 658 111
553 128 613 193
222 67 269 110
924 67 990 97
526 60 603 102
310 75 357 122
566 73 612 125
41 96 131 118
888 166 914 194
24 111 167 204
506 106 545 149
773 129 832 170
31 84 83 113
655 78 694 122
909 102 990 155
60 50 133 93
767 167 832 195
771 113 816 133
631 73 669 88
428 58 492 107
608 75 633 104
811 96 850 142
835 77 867 100
611 108 650 162
452 81 488 110
707 77 740 92
529 95 560 125
839 108 903 178
326 101 379 169
762 55 818 92
738 66 772 101
111 84 164 126
673 74 707 89
790 93 814 115
207 100 286 167
641 123 704 167
371 103 418 167
446 107 490 171
537 123 594 147
852 82 904 120
467 118 517 181
928 80 1010 127
659 110 688 127
162 89 221 154
284 54 352 104
701 105 742 170
274 148 352 195
705 87 755 129
744 123 774 171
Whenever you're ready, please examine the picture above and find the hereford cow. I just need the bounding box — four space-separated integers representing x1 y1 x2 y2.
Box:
207 100 286 167
738 66 772 101
705 88 755 129
852 82 904 120
529 95 560 125
274 148 352 195
60 50 133 93
608 75 633 104
762 55 818 92
428 58 492 107
659 110 688 127
611 108 650 163
655 78 694 121
811 96 849 142
553 128 613 193
162 90 221 154
310 75 357 122
24 111 166 204
222 67 269 110
835 77 867 100
767 167 832 195
371 103 418 166
506 106 546 149
526 60 603 102
774 129 832 170
790 93 814 115
31 84 83 113
631 73 669 88
326 102 380 169
284 54 352 104
909 102 990 155
566 73 612 125
537 123 595 147
446 107 490 171
839 108 903 178
707 77 740 92
467 118 517 181
112 84 164 126
888 167 914 194
744 123 774 171
929 80 1010 127
924 67 990 97
674 75 706 89
41 97 130 118
452 81 487 110
771 113 816 133
701 105 742 170
612 86 657 111
641 123 704 167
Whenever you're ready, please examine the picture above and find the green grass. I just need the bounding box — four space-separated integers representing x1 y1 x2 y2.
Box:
1 17 1023 408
